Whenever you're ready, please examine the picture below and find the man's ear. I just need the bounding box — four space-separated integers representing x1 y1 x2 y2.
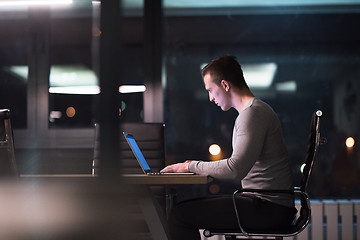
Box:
221 80 230 92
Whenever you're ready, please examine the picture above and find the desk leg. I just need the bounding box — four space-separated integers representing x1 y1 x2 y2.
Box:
166 187 177 219
137 186 169 240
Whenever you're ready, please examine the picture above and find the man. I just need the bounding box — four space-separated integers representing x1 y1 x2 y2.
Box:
161 55 296 240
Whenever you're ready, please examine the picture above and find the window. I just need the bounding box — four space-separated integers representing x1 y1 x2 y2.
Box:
0 10 28 129
163 2 360 198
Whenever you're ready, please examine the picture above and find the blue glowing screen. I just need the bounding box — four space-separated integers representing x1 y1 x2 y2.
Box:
125 135 151 171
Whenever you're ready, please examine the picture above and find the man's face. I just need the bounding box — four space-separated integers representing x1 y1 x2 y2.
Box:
203 73 231 111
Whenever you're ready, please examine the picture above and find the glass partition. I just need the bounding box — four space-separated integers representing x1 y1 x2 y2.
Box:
48 1 145 128
163 2 360 198
0 0 359 197
0 10 28 129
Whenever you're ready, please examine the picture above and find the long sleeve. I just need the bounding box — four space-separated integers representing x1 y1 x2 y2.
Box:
188 98 270 181
188 98 294 207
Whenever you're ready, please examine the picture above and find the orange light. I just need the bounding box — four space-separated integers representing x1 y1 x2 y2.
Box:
209 183 220 194
209 144 221 156
346 137 355 148
92 27 102 37
66 107 76 118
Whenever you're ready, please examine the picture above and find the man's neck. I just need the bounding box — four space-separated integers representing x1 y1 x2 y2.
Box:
231 88 255 113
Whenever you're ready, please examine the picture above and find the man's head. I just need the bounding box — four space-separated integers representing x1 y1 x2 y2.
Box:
201 55 248 90
201 55 248 111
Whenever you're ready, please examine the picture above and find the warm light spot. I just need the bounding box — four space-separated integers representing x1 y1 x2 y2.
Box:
300 163 306 174
209 184 220 194
209 144 221 156
92 27 101 37
346 137 355 148
66 107 76 118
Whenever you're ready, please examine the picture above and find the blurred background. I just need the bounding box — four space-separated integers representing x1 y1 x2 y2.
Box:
0 0 359 201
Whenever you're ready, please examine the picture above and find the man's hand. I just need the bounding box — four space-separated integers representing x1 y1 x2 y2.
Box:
160 160 192 173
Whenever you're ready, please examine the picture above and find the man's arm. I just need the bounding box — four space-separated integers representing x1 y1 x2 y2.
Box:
162 107 269 180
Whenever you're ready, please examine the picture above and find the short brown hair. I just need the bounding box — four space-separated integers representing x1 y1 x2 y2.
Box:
201 55 248 89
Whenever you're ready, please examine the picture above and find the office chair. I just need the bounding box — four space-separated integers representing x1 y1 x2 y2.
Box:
92 122 166 175
0 109 18 178
203 110 326 240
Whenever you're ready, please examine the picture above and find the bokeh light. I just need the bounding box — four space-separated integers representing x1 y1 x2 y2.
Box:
92 27 101 37
300 163 306 174
66 107 76 118
119 101 126 116
209 183 220 194
345 137 355 148
209 144 221 156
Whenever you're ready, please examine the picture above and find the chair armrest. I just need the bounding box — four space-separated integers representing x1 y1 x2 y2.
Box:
234 188 295 195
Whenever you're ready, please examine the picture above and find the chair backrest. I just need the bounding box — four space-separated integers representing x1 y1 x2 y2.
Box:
300 110 325 192
292 110 325 234
92 122 165 175
0 109 18 178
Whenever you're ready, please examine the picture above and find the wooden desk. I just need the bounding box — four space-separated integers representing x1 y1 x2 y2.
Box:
122 174 209 184
20 174 96 178
20 174 209 184
20 174 210 240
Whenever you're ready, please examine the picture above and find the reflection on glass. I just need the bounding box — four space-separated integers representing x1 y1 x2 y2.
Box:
0 34 28 129
47 64 146 127
164 2 360 198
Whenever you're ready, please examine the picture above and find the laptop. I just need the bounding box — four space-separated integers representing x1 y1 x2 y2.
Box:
123 132 194 175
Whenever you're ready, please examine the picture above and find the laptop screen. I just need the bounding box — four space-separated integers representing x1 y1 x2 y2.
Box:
124 134 151 172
